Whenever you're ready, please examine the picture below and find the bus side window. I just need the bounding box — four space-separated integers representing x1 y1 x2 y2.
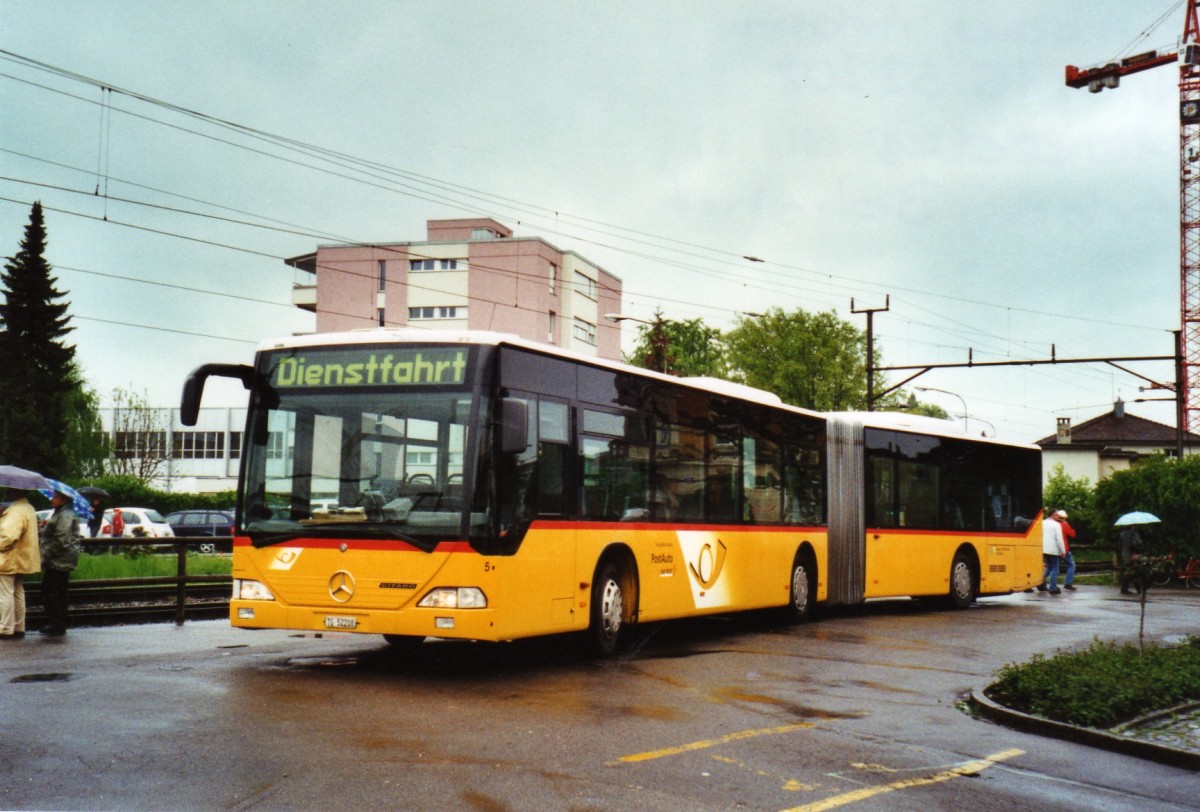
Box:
536 400 570 515
869 454 896 527
706 428 740 522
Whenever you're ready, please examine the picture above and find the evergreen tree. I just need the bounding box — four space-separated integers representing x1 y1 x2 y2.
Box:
0 202 80 479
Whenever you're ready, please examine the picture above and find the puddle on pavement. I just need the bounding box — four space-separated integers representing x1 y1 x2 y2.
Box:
286 655 362 668
714 685 866 721
11 672 77 683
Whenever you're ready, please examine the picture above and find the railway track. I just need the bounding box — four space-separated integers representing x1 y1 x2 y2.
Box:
24 578 232 628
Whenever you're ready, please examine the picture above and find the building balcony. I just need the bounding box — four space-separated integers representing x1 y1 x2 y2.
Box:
292 283 317 312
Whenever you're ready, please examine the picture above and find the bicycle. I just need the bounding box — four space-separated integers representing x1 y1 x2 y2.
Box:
1149 553 1200 588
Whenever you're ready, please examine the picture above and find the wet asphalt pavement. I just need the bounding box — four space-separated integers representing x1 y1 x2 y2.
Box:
3 585 1198 811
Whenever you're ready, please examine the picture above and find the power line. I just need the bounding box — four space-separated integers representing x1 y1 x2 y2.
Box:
0 50 1168 342
0 50 1159 432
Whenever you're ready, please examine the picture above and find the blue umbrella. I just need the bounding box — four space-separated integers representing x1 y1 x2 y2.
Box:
38 479 94 520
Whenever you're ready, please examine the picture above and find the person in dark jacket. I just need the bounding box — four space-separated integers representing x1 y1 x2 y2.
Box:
1119 526 1143 595
39 489 80 636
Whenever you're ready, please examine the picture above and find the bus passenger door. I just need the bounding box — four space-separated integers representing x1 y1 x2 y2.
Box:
498 395 577 635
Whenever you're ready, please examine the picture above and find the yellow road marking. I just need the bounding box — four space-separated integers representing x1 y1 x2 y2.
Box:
780 748 1024 812
613 722 813 764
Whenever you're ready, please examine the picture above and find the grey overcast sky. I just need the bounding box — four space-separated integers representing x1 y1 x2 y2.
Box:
0 1 1190 443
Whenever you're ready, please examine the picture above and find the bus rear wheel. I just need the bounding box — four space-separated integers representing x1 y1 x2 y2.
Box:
589 562 625 656
948 550 977 609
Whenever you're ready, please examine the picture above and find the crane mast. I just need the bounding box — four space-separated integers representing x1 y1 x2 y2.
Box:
1067 0 1200 432
1180 0 1200 433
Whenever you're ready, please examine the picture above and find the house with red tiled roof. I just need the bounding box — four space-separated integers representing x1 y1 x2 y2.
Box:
1035 399 1200 485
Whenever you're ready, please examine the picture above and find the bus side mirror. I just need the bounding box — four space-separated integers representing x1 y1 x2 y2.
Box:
499 398 530 453
181 363 255 426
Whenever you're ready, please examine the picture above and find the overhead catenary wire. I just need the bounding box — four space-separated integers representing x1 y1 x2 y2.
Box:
0 51 1169 339
0 49 1156 430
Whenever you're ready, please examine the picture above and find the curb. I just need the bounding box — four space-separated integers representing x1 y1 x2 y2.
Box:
970 689 1200 771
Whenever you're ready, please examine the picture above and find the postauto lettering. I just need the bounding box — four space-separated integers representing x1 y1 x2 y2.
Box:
271 348 468 388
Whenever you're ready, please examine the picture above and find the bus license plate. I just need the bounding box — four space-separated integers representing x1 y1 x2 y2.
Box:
324 615 357 630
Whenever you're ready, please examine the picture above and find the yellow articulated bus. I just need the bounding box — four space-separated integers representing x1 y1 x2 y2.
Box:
181 329 1043 655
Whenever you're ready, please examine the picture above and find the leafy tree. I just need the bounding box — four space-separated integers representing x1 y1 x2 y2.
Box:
107 387 172 483
1043 463 1098 546
61 370 108 479
723 307 901 411
625 307 946 416
0 202 88 479
625 311 727 377
1093 455 1200 559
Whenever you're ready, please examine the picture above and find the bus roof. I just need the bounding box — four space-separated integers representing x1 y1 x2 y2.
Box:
257 330 1034 449
258 328 819 417
827 411 1040 450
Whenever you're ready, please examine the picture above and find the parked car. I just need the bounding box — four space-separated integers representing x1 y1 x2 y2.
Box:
164 509 235 553
96 507 175 539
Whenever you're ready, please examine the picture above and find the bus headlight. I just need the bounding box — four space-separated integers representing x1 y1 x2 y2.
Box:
418 587 487 609
234 579 275 601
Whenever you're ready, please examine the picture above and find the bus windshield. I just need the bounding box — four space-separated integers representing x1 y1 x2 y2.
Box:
239 348 487 550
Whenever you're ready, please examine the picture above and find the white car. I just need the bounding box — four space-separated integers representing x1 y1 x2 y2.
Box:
96 507 175 538
36 509 89 537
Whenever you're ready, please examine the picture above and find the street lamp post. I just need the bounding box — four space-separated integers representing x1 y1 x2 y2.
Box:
916 386 970 433
605 313 653 326
606 312 670 373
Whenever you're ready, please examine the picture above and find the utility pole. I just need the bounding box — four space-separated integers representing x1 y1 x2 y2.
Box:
851 296 889 411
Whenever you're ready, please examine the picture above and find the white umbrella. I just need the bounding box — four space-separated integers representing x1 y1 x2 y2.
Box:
0 464 51 491
1114 511 1161 526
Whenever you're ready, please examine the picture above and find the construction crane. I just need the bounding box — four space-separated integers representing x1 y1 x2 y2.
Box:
1066 0 1200 432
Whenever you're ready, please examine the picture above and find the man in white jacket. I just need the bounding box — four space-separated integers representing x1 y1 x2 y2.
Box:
1039 510 1066 595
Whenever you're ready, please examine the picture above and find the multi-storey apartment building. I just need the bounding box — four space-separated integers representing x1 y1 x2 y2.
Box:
285 217 623 360
107 218 626 493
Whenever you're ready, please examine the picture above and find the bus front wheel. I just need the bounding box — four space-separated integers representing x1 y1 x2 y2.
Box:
948 550 977 609
383 634 425 651
785 552 817 623
589 562 625 656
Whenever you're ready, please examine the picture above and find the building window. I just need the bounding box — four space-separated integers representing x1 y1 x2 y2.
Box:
113 431 166 459
470 228 496 240
173 431 226 460
548 311 557 343
378 307 386 327
549 263 558 293
575 271 597 300
377 259 386 291
573 318 597 345
408 306 466 320
267 431 287 460
410 258 461 272
230 432 242 460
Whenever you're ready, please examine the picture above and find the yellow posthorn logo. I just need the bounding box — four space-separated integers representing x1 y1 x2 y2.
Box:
688 538 728 589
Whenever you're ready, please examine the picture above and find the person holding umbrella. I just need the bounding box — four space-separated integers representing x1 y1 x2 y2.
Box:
0 466 47 639
39 486 82 636
1115 511 1158 595
78 485 108 538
